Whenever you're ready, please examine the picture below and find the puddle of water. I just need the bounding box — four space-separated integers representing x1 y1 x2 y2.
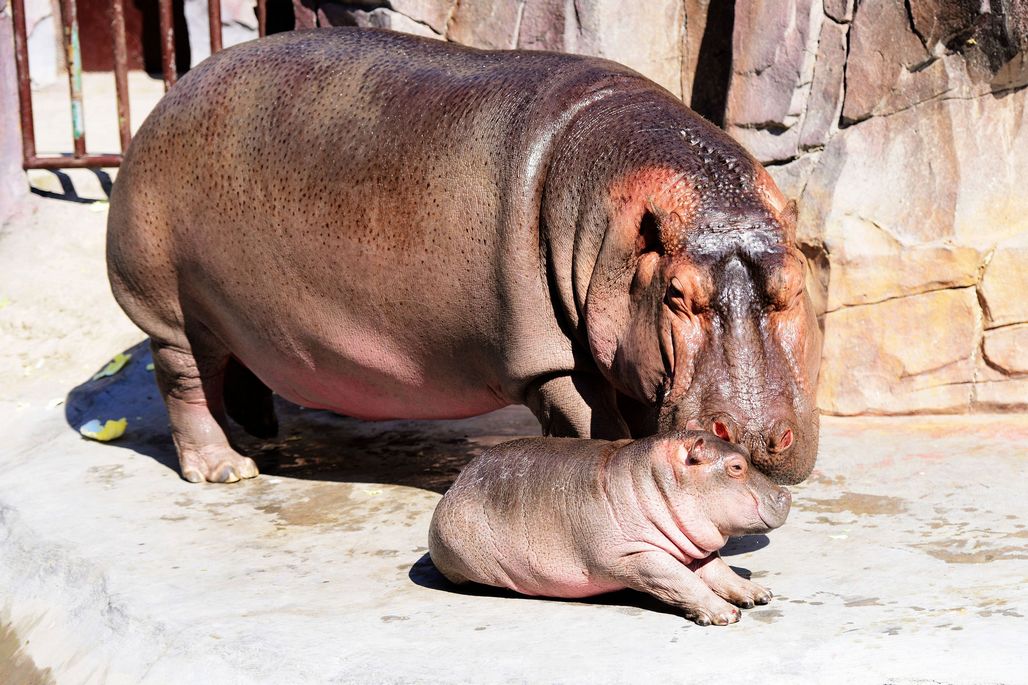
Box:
799 492 907 516
0 622 55 685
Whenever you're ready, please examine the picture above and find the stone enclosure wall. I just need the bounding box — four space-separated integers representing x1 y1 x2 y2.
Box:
300 0 1027 415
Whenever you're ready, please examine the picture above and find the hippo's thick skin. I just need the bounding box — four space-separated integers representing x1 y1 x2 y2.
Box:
108 28 821 484
429 431 792 626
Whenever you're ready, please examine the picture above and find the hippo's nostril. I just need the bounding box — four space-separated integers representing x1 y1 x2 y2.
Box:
766 420 796 454
709 414 739 443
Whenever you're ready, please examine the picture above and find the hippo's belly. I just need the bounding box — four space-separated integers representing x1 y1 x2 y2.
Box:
207 296 512 421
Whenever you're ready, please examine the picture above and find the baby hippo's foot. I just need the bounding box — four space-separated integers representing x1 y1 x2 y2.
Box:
692 554 773 609
179 446 259 484
615 552 741 626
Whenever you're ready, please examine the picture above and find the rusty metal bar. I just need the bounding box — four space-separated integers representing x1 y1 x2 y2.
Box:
257 0 267 37
24 154 123 169
110 0 131 152
10 0 37 165
208 0 222 53
158 0 176 89
58 0 87 157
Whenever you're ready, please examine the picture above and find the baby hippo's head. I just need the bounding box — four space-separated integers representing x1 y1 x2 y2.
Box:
667 431 792 536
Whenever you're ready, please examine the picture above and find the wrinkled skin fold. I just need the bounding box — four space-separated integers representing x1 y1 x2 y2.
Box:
107 28 821 485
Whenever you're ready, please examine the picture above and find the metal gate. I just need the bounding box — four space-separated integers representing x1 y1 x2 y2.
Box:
10 0 270 169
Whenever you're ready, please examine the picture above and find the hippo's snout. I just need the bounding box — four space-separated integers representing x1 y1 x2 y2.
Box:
756 485 792 530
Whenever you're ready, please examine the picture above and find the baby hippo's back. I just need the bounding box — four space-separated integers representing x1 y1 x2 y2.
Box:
429 438 627 598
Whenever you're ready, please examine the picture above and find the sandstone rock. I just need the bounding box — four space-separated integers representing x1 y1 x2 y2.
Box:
908 0 1028 91
980 232 1028 328
975 378 1028 409
766 152 822 214
823 0 853 23
823 215 981 311
817 288 979 414
389 0 455 34
445 0 520 49
321 6 442 39
724 0 823 162
543 0 685 99
842 0 940 123
800 101 960 246
982 324 1028 375
799 18 847 150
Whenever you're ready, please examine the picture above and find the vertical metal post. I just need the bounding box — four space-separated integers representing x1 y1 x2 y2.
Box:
158 0 176 89
110 0 131 152
9 0 37 165
58 0 87 157
208 0 222 53
257 0 266 38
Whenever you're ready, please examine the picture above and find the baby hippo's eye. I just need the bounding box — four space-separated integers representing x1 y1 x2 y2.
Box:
726 457 747 479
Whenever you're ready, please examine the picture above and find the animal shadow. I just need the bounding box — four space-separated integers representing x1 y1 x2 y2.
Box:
408 553 682 618
64 339 539 493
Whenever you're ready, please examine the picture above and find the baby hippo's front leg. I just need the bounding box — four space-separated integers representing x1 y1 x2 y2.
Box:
691 554 773 609
613 551 741 626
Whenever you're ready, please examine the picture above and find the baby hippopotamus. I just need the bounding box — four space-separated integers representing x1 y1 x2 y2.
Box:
429 431 791 625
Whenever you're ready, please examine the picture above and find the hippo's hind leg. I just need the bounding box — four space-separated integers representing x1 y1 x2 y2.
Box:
150 337 259 483
224 357 278 439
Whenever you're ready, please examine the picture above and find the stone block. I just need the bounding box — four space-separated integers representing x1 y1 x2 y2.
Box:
980 232 1028 329
983 324 1028 375
823 215 981 311
817 288 979 414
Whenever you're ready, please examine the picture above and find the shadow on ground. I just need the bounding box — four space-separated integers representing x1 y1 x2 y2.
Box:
65 340 539 494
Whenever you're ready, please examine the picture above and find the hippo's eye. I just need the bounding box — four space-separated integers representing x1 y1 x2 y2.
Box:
726 459 746 478
764 257 805 311
665 272 711 315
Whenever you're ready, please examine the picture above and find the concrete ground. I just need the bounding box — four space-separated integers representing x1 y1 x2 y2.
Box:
2 79 1027 684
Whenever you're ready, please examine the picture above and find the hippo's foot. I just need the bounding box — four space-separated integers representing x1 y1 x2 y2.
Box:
179 447 259 484
615 551 741 626
150 339 261 484
692 554 773 609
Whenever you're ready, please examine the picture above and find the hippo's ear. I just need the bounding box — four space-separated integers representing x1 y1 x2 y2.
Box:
679 437 713 466
779 200 798 244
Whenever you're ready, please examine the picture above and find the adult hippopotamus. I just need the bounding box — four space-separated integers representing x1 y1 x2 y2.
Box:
107 27 822 485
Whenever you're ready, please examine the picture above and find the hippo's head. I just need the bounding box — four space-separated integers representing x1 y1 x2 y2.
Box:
578 140 822 484
663 432 792 535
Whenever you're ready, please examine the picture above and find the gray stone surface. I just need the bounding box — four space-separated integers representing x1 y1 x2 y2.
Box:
1 193 1027 684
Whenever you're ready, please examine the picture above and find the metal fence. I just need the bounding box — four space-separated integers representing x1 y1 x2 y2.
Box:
10 0 269 169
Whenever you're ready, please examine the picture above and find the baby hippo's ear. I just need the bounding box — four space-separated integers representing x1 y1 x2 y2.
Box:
678 436 714 466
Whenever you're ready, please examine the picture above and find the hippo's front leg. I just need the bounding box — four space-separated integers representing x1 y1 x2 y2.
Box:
613 551 741 626
691 554 773 609
524 374 630 439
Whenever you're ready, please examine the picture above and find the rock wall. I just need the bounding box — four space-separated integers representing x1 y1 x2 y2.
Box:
296 0 1026 415
725 0 1028 415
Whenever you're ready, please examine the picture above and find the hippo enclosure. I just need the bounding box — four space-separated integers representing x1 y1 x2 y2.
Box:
1 0 1027 683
